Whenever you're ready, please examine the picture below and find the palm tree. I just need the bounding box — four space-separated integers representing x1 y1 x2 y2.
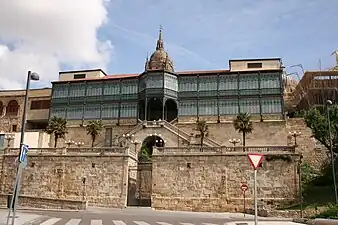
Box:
45 116 68 147
196 120 209 150
86 120 103 147
233 112 253 149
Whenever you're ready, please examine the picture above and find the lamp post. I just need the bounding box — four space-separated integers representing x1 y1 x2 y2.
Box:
75 142 84 148
65 140 74 148
289 131 301 146
131 140 141 153
297 155 304 218
326 99 338 204
7 71 39 225
229 138 240 147
5 134 15 148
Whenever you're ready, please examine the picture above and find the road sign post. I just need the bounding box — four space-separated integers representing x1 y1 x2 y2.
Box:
6 144 29 225
248 154 264 225
241 183 248 217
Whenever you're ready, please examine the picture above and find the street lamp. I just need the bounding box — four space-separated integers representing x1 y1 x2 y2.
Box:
289 131 301 146
5 134 15 148
131 139 141 153
75 142 84 148
326 99 338 204
6 71 39 225
229 138 240 147
65 140 74 148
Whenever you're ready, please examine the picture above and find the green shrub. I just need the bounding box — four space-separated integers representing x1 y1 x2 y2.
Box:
312 204 338 219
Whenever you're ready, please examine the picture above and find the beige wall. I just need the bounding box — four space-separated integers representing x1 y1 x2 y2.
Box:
230 59 281 72
58 70 105 81
10 131 50 148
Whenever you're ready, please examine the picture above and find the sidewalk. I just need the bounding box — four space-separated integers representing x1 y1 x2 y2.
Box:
0 210 43 225
225 222 304 225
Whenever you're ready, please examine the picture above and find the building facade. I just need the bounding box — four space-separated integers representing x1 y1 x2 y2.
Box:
50 30 285 123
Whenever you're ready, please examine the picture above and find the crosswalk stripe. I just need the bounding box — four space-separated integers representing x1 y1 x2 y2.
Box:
203 223 218 225
157 222 172 225
65 219 82 225
40 218 62 225
181 223 194 225
91 219 103 225
134 221 151 225
113 220 127 225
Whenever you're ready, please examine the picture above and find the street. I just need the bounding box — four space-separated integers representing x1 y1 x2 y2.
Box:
0 207 301 225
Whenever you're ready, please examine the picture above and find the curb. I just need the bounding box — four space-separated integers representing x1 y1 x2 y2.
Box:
0 207 83 213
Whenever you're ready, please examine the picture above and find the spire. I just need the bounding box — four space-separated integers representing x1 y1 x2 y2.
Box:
156 25 164 50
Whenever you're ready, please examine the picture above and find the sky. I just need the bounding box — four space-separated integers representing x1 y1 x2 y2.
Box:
0 0 338 89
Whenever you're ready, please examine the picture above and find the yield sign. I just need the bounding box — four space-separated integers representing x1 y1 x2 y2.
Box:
248 153 264 170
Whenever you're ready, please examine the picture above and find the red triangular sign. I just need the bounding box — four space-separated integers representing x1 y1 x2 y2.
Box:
248 154 264 169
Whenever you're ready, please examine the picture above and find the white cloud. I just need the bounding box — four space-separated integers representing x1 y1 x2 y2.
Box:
0 0 112 89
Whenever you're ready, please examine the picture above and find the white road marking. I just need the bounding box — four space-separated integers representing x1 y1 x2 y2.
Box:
113 220 127 225
157 222 173 225
134 221 151 225
40 218 62 225
91 219 103 225
181 223 195 225
203 223 218 225
65 219 82 225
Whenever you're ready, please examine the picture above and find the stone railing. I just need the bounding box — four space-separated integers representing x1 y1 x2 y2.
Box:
154 145 296 154
3 147 132 156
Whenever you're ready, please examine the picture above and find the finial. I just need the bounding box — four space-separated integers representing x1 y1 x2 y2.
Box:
156 25 164 50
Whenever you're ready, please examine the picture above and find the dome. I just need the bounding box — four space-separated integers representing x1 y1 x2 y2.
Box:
145 28 174 72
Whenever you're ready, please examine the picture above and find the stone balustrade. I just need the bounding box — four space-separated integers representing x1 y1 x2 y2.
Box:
154 145 296 154
3 147 132 156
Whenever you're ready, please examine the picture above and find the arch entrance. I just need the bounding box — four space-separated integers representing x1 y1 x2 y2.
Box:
127 135 165 207
147 97 162 121
164 99 178 122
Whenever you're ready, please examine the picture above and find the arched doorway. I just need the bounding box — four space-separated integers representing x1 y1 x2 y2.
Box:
164 99 178 122
147 97 162 121
139 134 165 161
138 100 145 120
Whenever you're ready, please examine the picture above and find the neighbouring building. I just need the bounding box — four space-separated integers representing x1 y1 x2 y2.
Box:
291 70 338 111
0 88 51 149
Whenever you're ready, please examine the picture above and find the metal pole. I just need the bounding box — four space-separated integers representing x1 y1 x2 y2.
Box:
299 158 303 218
254 169 258 225
243 191 246 217
7 71 31 225
327 104 338 204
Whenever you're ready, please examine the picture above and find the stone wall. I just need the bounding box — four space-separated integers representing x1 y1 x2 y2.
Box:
1 147 137 208
152 148 300 212
0 194 87 210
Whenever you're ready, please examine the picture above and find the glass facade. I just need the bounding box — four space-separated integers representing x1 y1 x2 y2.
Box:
51 70 284 121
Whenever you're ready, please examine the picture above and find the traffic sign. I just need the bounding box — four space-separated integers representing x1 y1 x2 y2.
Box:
19 144 29 163
248 153 264 170
241 183 248 192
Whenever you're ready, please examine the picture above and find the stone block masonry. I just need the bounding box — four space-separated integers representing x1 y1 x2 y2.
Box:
1 147 137 209
151 148 301 212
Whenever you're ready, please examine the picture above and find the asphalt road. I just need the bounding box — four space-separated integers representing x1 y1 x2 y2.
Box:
18 207 248 225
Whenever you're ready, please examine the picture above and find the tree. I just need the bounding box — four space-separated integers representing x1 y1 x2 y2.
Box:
45 116 68 148
195 120 209 150
139 146 152 162
86 120 103 147
233 112 253 148
304 106 338 155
